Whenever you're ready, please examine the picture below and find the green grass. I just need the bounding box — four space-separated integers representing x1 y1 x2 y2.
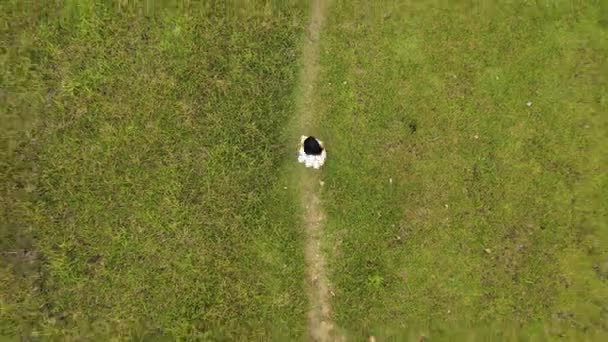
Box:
3 0 608 340
318 0 608 340
1 1 308 339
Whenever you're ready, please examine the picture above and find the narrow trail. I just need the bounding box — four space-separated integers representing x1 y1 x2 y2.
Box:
292 1 339 341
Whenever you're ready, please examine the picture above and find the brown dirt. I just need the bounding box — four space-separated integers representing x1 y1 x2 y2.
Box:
292 0 341 341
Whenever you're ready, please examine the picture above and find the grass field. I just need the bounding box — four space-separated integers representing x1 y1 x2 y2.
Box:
318 0 608 340
2 0 608 341
1 1 308 339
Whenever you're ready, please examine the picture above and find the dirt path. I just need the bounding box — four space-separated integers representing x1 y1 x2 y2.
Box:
292 1 340 341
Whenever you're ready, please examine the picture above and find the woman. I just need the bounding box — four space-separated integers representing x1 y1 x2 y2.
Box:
298 136 327 169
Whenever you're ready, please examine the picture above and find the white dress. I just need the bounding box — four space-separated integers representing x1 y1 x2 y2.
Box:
297 136 326 169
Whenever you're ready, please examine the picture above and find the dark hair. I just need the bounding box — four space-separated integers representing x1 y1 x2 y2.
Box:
303 136 323 155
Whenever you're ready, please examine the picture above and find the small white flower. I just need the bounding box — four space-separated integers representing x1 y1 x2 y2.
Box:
527 101 533 107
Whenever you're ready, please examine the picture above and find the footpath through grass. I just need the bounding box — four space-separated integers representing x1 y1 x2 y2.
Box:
1 1 308 339
318 1 607 340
